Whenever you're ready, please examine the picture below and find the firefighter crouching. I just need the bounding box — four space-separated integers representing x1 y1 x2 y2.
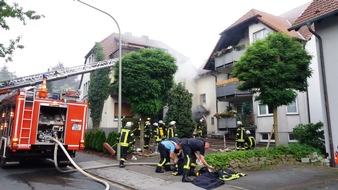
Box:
235 121 246 151
155 139 182 173
244 130 256 150
181 138 214 182
117 121 136 168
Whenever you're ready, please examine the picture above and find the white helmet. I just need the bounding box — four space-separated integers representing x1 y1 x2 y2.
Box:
159 120 163 124
200 118 204 122
246 130 251 135
153 122 158 127
169 121 176 126
237 121 242 125
125 121 133 128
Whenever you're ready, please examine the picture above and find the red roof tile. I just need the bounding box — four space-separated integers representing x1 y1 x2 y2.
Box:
291 0 338 30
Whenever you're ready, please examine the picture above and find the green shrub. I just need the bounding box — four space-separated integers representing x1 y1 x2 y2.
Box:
95 130 106 151
293 122 325 154
205 143 323 169
85 130 94 150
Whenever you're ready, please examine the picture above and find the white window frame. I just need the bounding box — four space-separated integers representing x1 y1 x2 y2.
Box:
286 99 298 114
253 29 269 42
200 93 206 105
258 104 273 116
288 133 298 142
260 133 275 142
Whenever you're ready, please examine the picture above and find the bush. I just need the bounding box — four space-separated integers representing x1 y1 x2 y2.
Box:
94 130 106 151
85 130 94 150
293 122 325 154
205 143 323 169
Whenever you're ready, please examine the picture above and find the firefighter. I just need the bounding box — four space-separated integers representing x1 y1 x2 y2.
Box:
196 118 206 138
158 120 167 139
153 122 165 153
235 121 246 151
244 130 256 150
166 121 178 139
181 138 214 182
117 121 136 168
144 119 152 150
155 139 181 173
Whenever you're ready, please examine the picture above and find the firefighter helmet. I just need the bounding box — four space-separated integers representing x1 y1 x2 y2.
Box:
125 121 133 128
169 121 176 126
200 118 204 122
159 120 163 124
153 122 158 127
237 121 242 125
246 130 251 135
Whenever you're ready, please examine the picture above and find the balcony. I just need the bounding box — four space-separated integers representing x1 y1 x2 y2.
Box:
216 78 252 102
214 45 246 69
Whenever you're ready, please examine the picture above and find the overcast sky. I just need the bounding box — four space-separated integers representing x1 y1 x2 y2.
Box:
2 0 311 77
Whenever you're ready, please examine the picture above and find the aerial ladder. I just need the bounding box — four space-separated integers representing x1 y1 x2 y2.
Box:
0 58 117 93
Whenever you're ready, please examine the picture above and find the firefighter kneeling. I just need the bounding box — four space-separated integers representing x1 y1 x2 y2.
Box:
244 130 256 150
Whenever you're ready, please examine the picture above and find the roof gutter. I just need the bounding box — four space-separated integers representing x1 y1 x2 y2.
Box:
307 24 335 167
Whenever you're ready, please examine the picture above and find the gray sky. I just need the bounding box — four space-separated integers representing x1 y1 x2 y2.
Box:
2 0 310 77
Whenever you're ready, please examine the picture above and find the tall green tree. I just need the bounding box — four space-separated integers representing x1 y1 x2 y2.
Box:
88 43 112 128
112 48 177 149
0 1 43 62
231 32 312 146
165 82 195 138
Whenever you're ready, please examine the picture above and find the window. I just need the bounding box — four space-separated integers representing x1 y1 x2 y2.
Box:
200 94 206 105
289 133 297 142
258 104 273 116
260 133 275 142
253 29 269 41
287 100 298 114
211 117 214 125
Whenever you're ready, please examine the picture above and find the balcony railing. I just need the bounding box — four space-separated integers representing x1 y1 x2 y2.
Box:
214 46 246 68
216 78 251 98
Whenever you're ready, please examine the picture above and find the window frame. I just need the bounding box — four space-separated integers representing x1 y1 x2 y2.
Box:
258 104 273 116
286 99 298 115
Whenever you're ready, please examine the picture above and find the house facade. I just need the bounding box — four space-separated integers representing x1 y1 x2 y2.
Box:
289 0 338 166
198 3 323 145
79 32 199 132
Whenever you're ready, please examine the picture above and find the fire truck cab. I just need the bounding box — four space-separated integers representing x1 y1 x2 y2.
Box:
0 88 87 168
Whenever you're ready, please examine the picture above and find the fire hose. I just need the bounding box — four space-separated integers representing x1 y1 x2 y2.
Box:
51 137 158 190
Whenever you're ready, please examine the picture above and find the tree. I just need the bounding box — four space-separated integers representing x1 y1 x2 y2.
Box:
231 32 312 146
165 82 195 138
112 48 177 150
88 43 112 128
0 65 16 80
0 1 43 62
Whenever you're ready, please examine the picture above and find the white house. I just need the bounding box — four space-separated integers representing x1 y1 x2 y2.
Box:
79 32 199 132
197 2 323 145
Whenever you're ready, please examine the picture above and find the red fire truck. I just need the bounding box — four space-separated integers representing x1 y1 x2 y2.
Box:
0 59 116 168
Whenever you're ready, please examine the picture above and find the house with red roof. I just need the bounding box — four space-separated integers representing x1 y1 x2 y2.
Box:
289 0 338 167
196 2 325 145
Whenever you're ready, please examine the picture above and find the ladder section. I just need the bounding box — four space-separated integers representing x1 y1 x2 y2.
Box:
19 91 35 145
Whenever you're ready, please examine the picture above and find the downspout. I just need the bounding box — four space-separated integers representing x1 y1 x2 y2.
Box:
211 72 219 130
307 24 335 167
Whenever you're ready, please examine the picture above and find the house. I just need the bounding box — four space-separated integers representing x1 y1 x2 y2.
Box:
289 0 338 166
197 2 322 144
78 32 199 132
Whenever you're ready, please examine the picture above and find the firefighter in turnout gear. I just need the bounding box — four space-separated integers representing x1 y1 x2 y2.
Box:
196 118 206 138
118 121 136 168
153 122 164 153
235 121 246 151
144 119 152 150
181 138 213 182
155 139 181 173
244 130 256 150
166 121 178 139
158 120 167 139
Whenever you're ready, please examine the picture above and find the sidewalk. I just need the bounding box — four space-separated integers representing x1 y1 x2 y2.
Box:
75 139 338 190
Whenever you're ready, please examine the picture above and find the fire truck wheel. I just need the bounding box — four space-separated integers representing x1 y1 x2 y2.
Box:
0 157 6 169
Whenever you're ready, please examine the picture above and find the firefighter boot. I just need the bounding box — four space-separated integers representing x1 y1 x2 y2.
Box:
189 166 197 176
165 163 173 171
155 166 164 173
119 160 125 168
182 169 192 182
